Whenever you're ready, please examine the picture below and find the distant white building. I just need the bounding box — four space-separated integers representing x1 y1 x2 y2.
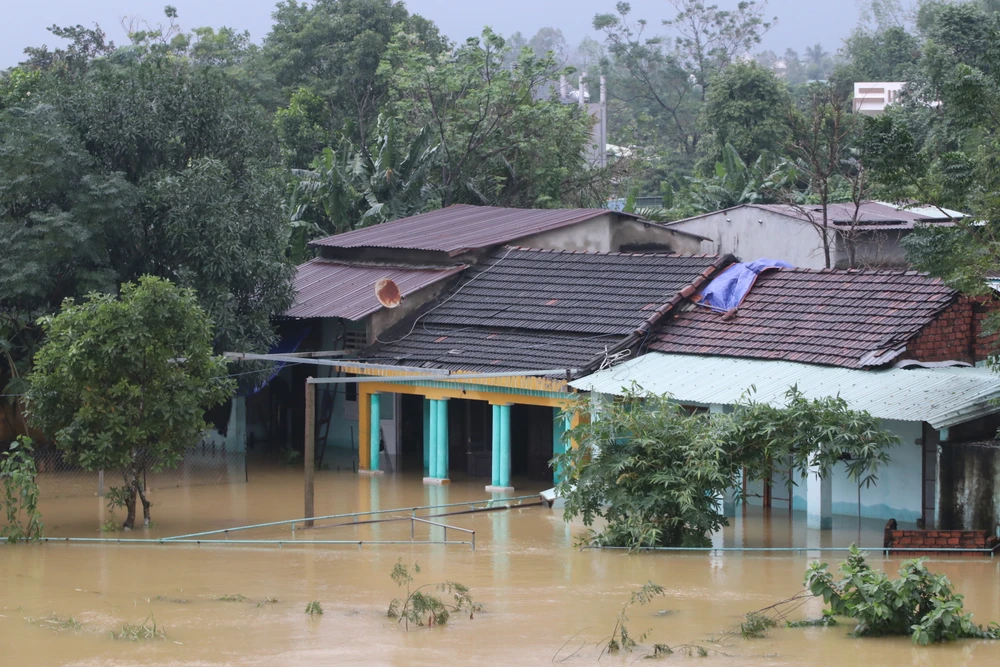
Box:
559 73 607 168
853 82 907 115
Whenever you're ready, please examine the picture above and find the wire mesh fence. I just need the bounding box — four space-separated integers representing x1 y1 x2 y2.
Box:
32 439 247 500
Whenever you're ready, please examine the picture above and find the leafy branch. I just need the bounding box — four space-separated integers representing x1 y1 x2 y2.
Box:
386 559 482 630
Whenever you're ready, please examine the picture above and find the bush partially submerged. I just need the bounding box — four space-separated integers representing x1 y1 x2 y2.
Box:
806 544 1000 644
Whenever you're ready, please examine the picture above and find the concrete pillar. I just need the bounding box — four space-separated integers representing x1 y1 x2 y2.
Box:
806 457 832 530
422 398 431 474
227 395 246 452
424 398 439 483
426 399 449 484
490 404 501 487
487 403 513 493
552 409 569 485
369 393 381 472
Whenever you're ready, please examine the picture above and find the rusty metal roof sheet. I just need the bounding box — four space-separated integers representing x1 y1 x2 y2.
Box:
286 259 466 321
310 204 635 256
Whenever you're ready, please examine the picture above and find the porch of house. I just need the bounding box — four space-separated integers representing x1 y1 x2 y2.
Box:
352 378 576 492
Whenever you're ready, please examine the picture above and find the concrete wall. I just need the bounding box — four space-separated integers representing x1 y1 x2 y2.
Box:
834 229 908 268
829 420 922 523
939 440 1000 531
516 214 711 255
316 318 365 460
668 208 831 268
368 276 461 341
517 215 615 252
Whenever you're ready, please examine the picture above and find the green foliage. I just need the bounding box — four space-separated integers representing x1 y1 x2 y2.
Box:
25 277 234 529
217 594 249 602
701 61 791 170
382 27 599 209
0 437 43 542
555 386 898 550
387 559 481 630
740 611 778 639
262 0 444 151
686 144 789 212
595 1 773 175
723 387 899 502
305 601 324 615
605 582 665 654
288 115 439 238
554 390 732 549
805 545 1000 644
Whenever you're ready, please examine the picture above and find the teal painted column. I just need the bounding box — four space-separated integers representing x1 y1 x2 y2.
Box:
435 399 449 480
498 404 511 488
552 409 569 485
423 398 431 474
369 393 381 472
427 399 439 479
491 404 502 487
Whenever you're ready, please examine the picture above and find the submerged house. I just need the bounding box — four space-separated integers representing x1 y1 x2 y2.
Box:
571 262 1000 531
353 247 727 489
665 202 965 270
245 204 711 473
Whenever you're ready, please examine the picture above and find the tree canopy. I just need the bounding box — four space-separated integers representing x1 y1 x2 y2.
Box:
25 276 233 529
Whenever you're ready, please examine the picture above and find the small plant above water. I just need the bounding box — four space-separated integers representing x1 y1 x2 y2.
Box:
386 560 481 630
305 601 323 616
216 594 249 602
740 611 778 639
605 582 666 654
155 595 190 604
1 437 43 543
110 615 166 641
805 544 1000 644
256 597 279 608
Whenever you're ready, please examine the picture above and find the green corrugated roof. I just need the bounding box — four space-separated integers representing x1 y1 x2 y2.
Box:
570 353 1000 429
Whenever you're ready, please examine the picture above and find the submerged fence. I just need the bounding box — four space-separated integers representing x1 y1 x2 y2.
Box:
32 438 247 499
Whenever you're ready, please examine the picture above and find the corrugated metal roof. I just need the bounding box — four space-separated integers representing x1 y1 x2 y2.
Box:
570 353 1000 429
310 204 636 256
750 202 964 230
286 259 466 321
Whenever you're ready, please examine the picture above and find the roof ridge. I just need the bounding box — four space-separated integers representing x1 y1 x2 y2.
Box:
501 245 719 259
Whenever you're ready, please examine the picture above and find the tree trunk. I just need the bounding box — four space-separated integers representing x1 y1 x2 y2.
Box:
122 470 138 531
137 472 152 527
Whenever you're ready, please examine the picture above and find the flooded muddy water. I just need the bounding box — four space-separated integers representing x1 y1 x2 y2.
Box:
3 467 999 666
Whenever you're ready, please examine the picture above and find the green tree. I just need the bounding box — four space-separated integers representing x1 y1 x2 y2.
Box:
701 61 790 169
594 1 774 173
785 80 859 268
262 0 444 160
382 28 597 208
25 277 234 530
287 115 439 243
554 390 733 549
842 26 920 81
686 143 787 212
554 387 897 549
1 19 295 390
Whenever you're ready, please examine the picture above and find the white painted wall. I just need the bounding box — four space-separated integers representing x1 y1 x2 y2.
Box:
790 419 923 524
667 208 835 268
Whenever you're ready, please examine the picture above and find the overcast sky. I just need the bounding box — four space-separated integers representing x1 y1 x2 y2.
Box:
1 0 862 69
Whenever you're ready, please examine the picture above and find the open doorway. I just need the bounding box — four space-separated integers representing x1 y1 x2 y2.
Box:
511 404 554 484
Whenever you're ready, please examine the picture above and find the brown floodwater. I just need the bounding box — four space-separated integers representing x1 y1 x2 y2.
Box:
3 467 999 666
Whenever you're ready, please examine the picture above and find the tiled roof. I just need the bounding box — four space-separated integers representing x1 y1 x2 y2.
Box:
286 259 465 320
310 204 637 256
418 248 725 335
370 247 727 373
650 269 958 368
369 328 622 373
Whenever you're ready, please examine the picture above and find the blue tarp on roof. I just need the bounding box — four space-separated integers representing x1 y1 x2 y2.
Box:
700 259 792 311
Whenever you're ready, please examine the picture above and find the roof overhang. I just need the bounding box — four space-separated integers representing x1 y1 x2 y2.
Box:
570 352 1000 429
